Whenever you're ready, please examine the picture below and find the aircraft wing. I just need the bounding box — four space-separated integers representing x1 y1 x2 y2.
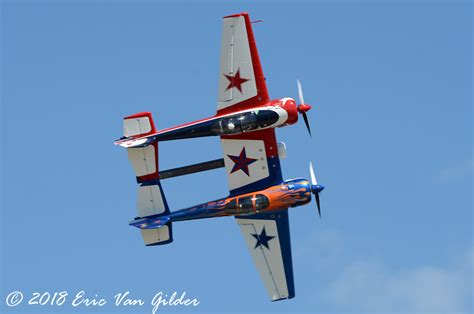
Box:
220 128 283 196
221 128 293 300
235 210 295 301
217 12 269 115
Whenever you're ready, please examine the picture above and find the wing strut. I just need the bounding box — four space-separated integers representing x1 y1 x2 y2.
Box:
156 158 225 181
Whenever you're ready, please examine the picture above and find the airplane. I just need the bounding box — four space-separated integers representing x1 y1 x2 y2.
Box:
114 12 312 149
116 12 325 301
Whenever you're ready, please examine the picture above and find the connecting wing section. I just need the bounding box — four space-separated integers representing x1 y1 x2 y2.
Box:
236 210 295 301
221 129 283 196
123 113 173 246
217 12 269 115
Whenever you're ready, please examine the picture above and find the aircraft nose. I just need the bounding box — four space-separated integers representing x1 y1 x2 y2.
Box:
297 104 312 113
312 184 325 194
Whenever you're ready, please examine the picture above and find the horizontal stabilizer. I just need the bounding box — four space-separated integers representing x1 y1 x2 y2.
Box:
123 112 156 138
120 125 173 246
137 181 168 217
140 222 173 246
128 144 158 179
114 112 157 147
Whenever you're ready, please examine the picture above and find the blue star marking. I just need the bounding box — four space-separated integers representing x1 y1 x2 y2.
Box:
251 227 276 250
227 147 258 176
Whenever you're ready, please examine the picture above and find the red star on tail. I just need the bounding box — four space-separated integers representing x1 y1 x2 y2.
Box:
224 69 250 93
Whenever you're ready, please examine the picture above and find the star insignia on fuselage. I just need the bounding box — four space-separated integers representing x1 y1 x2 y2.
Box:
227 147 258 176
224 69 249 93
251 227 276 250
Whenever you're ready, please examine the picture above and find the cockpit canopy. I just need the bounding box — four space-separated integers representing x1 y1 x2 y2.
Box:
224 193 270 215
217 110 279 134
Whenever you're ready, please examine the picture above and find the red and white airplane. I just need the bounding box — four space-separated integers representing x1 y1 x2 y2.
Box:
114 12 312 149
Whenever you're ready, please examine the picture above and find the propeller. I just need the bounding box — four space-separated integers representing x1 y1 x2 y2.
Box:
297 80 312 136
309 162 325 218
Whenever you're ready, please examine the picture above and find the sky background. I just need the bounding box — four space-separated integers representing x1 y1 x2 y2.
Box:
1 0 472 313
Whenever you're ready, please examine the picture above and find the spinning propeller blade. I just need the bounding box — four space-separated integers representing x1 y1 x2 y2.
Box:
315 194 321 218
309 161 317 185
297 79 305 105
302 112 311 136
309 162 324 218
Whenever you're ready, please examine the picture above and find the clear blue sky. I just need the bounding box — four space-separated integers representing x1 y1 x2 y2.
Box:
1 1 472 313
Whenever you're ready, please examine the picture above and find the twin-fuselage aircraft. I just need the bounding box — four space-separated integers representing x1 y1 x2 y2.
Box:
115 12 324 302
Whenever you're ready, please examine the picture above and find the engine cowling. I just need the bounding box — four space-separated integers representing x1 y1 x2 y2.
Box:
280 98 299 126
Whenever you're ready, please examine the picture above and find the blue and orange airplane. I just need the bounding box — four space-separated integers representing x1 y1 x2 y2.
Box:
115 12 324 301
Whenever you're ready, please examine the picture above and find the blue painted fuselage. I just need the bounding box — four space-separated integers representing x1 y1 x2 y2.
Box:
130 178 312 229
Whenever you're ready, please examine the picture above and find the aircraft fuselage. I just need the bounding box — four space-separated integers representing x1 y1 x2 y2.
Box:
115 98 301 148
130 178 312 229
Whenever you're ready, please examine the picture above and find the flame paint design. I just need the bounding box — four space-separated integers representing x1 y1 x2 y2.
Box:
177 179 312 219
